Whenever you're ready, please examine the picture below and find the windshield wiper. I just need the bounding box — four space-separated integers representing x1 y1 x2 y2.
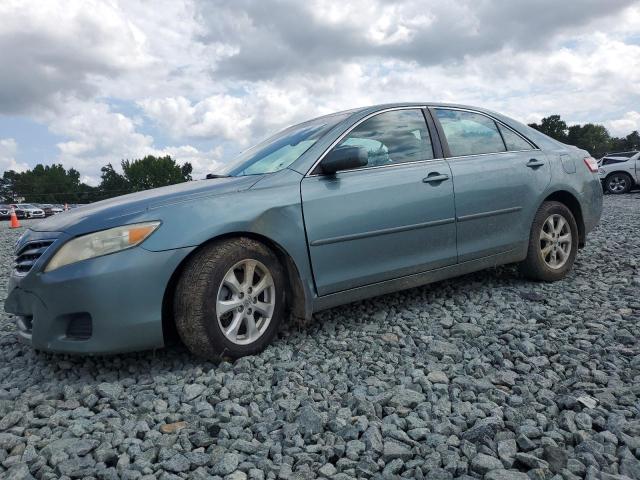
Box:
205 173 230 179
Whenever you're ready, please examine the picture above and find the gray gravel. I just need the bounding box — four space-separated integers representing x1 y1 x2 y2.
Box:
0 194 639 480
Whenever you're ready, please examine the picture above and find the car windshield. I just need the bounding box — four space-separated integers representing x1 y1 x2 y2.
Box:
18 204 35 209
220 112 351 177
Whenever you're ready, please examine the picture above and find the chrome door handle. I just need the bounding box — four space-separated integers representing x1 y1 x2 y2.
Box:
526 158 545 168
423 173 450 184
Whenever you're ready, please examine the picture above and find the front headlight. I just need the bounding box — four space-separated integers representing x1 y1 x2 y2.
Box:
44 221 161 272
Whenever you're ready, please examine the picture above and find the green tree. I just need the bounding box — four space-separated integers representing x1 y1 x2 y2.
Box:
528 115 568 141
98 163 131 199
528 114 640 158
120 155 192 192
1 164 94 203
605 130 640 155
0 174 16 203
625 131 640 150
566 124 611 158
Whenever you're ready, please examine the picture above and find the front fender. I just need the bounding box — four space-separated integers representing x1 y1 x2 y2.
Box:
142 169 315 319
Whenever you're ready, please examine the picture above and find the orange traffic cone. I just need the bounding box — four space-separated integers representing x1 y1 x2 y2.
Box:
9 207 20 229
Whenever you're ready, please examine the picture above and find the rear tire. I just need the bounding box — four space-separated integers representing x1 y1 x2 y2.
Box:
519 201 579 282
174 238 286 360
605 172 632 194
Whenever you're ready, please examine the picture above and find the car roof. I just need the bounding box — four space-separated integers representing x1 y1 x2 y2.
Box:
603 151 638 157
310 102 513 124
340 102 534 136
347 102 503 116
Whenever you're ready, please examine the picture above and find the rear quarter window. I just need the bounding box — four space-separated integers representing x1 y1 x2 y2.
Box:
497 124 534 151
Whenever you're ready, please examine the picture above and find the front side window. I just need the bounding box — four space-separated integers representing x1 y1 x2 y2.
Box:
435 109 506 157
498 124 534 151
335 109 434 168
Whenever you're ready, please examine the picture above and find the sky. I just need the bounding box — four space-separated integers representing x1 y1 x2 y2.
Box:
1 0 639 185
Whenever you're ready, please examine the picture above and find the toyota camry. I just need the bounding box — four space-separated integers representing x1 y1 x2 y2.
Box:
5 103 603 359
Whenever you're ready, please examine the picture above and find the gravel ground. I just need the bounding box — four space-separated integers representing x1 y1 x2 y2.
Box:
0 195 639 480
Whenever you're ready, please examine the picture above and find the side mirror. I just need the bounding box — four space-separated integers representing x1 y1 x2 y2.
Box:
320 146 368 174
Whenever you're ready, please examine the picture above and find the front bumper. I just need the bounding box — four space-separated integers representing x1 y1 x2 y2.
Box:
5 233 194 354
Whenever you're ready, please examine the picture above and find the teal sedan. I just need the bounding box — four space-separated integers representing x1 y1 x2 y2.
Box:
5 103 603 359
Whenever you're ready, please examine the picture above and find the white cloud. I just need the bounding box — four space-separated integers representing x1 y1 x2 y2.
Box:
0 139 28 173
154 145 224 181
607 111 640 136
43 100 219 184
1 0 640 179
0 0 153 115
138 84 322 145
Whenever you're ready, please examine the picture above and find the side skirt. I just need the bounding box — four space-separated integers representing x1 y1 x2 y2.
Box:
312 247 525 312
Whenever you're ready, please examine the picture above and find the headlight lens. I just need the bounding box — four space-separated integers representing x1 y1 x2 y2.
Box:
44 221 161 272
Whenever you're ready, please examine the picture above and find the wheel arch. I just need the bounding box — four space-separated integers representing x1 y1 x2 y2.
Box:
542 190 586 248
161 231 308 345
604 170 635 185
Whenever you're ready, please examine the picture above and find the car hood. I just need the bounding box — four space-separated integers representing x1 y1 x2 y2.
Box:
31 175 262 234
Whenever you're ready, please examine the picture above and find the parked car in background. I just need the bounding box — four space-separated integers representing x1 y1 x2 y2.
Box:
598 151 639 194
5 102 603 359
8 205 27 219
38 205 53 217
0 205 11 220
38 204 63 216
16 204 45 218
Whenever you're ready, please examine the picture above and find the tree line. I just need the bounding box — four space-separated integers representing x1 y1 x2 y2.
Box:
0 155 192 204
1 114 639 204
528 115 640 158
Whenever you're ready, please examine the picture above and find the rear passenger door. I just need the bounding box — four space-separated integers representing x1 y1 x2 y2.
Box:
431 108 551 262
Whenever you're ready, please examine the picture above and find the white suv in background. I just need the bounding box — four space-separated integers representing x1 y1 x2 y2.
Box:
598 151 639 194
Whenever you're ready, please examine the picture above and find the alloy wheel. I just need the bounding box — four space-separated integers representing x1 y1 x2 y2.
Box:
539 214 572 269
216 259 275 345
608 175 627 193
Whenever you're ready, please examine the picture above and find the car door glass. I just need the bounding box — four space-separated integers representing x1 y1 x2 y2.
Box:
435 109 506 157
498 124 534 151
335 109 434 169
603 158 626 165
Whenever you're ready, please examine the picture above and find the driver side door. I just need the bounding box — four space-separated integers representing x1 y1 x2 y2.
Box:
300 108 457 296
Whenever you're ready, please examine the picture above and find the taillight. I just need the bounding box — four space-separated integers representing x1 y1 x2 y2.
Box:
583 156 598 173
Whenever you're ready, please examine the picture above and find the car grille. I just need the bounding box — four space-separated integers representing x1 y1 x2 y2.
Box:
65 313 93 340
14 240 54 274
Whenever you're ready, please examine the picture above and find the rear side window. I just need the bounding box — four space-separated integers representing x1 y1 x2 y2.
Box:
498 124 534 151
601 157 628 165
338 109 434 168
435 109 505 156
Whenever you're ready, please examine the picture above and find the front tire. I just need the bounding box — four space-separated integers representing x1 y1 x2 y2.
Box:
174 238 286 360
519 201 579 282
605 172 632 194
